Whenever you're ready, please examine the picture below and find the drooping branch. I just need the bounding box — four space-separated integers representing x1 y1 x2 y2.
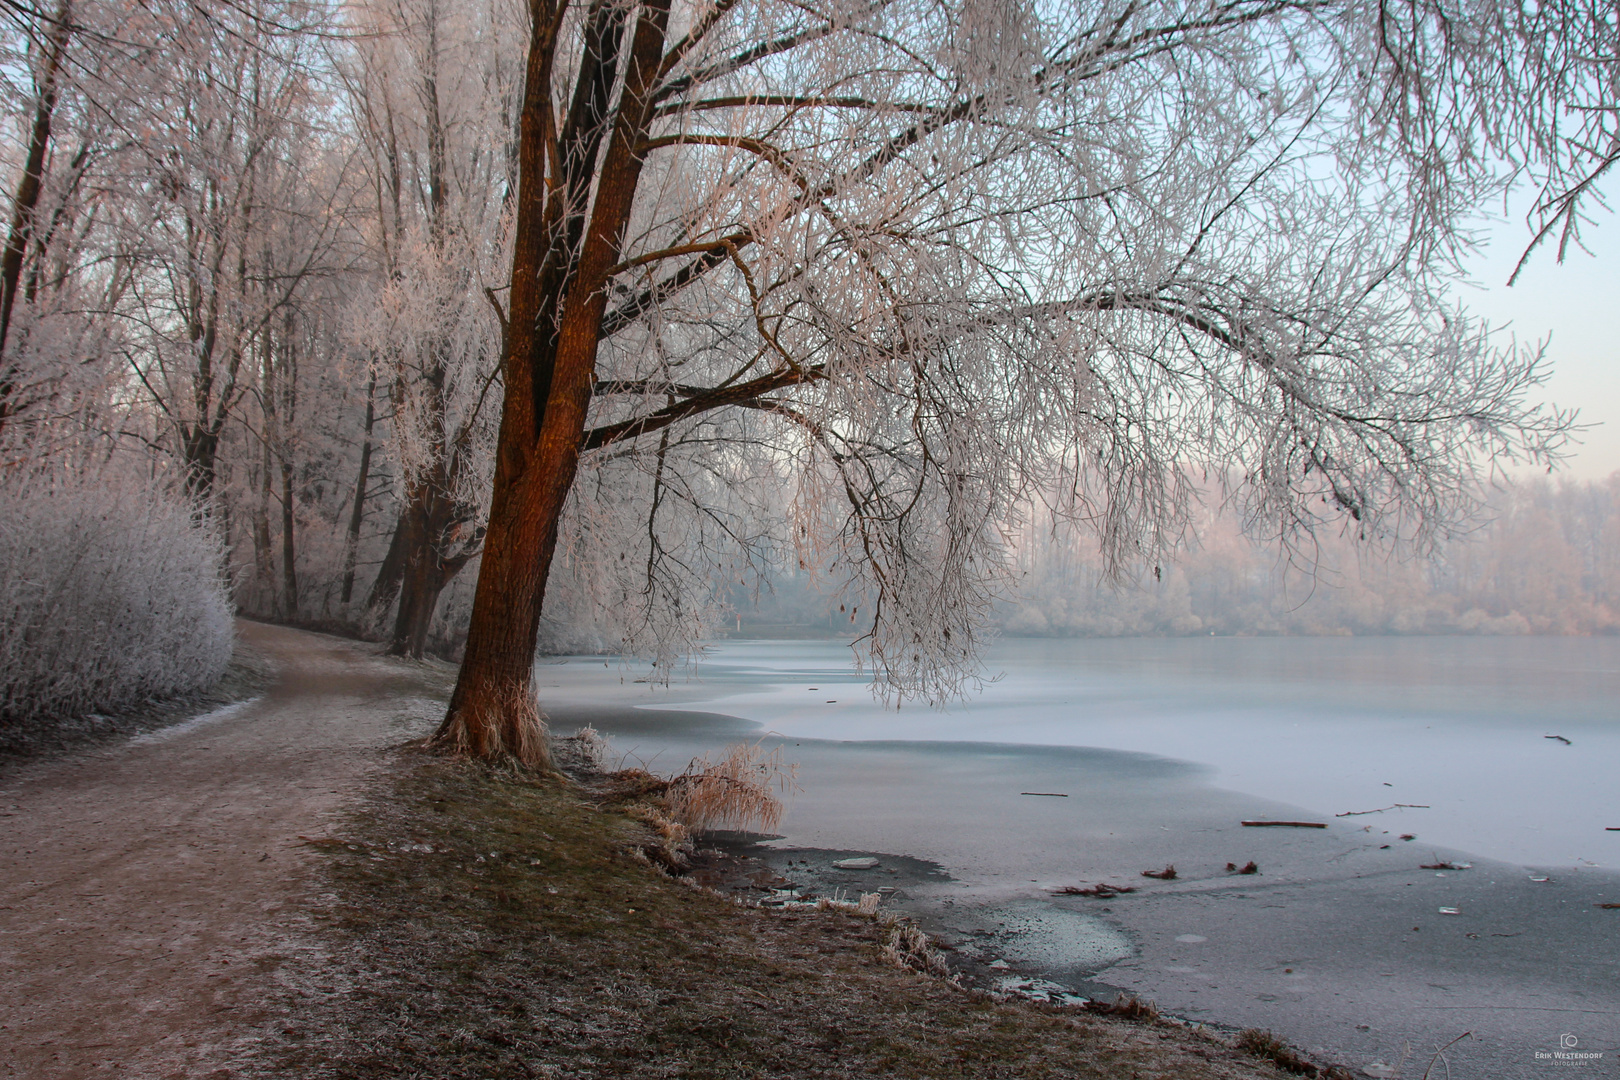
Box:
581 361 827 451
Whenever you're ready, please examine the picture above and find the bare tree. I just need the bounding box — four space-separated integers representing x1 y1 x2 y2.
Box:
425 0 1580 764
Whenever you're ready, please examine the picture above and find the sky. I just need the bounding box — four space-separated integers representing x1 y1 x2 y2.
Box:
1461 195 1620 482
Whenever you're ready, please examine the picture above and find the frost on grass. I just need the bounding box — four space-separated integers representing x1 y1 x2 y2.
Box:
881 918 955 980
550 725 614 776
0 466 233 725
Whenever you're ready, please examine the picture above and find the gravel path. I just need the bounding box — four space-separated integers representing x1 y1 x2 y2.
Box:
0 623 445 1080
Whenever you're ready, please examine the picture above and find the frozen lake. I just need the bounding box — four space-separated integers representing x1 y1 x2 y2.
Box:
540 635 1620 1075
561 635 1620 870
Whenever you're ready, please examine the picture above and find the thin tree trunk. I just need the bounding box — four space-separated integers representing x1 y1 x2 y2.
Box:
278 322 298 618
280 456 298 618
340 374 377 608
0 0 71 432
253 448 274 610
218 498 235 596
255 332 277 611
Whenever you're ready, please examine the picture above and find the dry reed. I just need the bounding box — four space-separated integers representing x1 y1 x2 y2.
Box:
665 742 800 834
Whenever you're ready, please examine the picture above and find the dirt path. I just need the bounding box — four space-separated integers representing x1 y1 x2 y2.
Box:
0 623 447 1080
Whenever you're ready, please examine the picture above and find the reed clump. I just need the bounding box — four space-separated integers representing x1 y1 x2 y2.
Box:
578 738 799 871
665 742 800 834
1234 1028 1352 1078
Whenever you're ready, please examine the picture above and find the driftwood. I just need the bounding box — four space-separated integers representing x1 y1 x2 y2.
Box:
1020 791 1069 797
1544 735 1572 745
1242 820 1327 828
1053 883 1136 897
1140 864 1177 880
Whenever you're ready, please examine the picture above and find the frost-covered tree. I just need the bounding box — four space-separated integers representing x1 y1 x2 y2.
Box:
430 0 1593 764
111 0 338 501
0 0 1607 745
339 0 525 656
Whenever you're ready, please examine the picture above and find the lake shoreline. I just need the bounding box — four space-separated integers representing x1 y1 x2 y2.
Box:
542 689 1620 1080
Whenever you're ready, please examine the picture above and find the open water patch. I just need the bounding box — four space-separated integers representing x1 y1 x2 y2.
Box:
945 898 1134 978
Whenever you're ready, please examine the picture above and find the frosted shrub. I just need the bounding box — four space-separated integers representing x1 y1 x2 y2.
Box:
0 468 234 724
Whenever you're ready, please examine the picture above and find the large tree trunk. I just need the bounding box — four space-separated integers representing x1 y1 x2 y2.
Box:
391 548 447 657
429 435 569 764
381 462 474 658
387 480 450 657
365 507 410 616
429 0 670 767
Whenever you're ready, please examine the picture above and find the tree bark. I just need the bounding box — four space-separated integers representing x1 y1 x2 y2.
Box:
278 322 299 618
376 455 475 658
280 454 298 618
252 443 274 608
340 374 377 608
391 544 443 657
430 0 671 766
386 478 460 658
365 510 410 616
0 0 72 432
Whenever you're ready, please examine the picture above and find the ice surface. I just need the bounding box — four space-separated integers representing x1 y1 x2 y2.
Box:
566 636 1620 869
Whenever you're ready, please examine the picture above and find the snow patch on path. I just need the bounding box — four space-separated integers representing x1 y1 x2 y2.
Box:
129 697 261 745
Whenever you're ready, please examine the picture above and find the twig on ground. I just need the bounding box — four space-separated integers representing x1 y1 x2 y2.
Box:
1336 804 1430 817
1420 1031 1472 1080
1242 820 1327 828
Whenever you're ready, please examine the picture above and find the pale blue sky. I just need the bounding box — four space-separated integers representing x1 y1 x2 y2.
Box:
1463 197 1620 482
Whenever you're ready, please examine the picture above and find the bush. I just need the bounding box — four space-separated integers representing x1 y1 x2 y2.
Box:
0 467 234 724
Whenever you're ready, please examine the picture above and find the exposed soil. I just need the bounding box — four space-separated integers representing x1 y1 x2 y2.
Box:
0 621 450 1079
0 622 1309 1079
259 757 1305 1080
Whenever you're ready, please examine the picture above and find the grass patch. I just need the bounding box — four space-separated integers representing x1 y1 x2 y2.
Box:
261 753 1300 1079
1235 1029 1353 1079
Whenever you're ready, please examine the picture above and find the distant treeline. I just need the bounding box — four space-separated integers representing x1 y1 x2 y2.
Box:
721 475 1620 640
1000 475 1620 637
